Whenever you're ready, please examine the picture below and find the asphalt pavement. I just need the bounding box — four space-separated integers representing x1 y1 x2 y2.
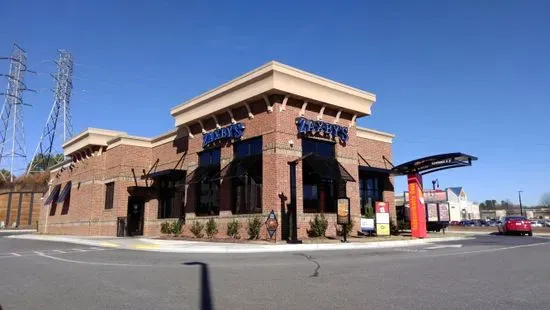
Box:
1 233 550 310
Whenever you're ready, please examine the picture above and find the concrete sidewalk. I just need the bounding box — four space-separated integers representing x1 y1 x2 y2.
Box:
7 233 471 254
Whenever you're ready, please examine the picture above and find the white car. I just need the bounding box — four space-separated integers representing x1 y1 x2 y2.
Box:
530 220 543 228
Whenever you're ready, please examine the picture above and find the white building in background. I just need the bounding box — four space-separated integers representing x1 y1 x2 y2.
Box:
446 187 480 221
397 186 480 222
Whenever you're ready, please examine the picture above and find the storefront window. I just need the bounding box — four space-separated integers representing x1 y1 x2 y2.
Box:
232 137 262 214
158 178 184 219
196 148 221 216
359 175 382 215
302 138 338 213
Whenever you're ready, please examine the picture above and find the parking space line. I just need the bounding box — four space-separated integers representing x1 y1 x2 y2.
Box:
33 251 44 255
53 250 66 254
11 252 21 256
72 248 87 252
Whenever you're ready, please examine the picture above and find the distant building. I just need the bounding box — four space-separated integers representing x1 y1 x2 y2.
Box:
396 186 480 222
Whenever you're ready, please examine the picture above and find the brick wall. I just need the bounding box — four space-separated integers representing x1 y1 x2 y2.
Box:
39 94 394 239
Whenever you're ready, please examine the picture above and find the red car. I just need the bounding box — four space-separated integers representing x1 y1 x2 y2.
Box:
497 216 532 236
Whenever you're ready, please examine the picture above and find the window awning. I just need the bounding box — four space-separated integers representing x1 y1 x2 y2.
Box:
359 166 391 174
57 182 72 203
303 154 355 182
218 155 262 183
141 169 186 180
186 165 220 184
44 184 61 204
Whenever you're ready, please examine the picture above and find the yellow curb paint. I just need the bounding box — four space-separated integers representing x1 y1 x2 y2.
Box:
132 244 161 250
99 242 120 248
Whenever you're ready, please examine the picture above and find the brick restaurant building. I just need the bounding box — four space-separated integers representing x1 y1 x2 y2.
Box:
38 61 395 240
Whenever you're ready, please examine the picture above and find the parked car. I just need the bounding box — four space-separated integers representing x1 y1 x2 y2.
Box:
460 220 475 227
497 216 532 236
530 220 543 228
487 220 497 227
450 221 461 226
544 220 550 227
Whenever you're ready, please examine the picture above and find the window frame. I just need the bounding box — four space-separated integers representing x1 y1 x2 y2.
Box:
231 136 263 214
104 182 115 210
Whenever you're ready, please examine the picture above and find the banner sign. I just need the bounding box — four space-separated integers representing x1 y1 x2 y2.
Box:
423 190 448 203
438 203 450 222
405 190 447 203
296 117 349 143
361 218 375 232
203 123 245 147
427 203 439 222
265 210 278 239
337 198 351 225
407 173 427 238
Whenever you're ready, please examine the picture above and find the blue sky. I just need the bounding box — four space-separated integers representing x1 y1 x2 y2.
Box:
1 0 549 205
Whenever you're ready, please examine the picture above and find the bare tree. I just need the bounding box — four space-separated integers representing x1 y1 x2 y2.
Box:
541 192 550 207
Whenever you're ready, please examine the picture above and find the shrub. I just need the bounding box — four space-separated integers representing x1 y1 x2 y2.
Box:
190 221 204 238
205 218 218 238
308 214 329 237
227 219 241 238
170 220 183 236
364 204 375 219
247 217 262 240
160 221 171 234
337 219 354 237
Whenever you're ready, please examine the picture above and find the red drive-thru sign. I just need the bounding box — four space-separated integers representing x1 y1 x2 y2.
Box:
407 173 427 238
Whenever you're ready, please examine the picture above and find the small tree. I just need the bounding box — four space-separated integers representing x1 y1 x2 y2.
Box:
337 220 354 236
190 221 204 238
247 217 262 240
308 214 328 237
205 218 218 238
227 219 241 238
541 192 550 207
170 220 183 236
160 221 171 234
365 204 375 219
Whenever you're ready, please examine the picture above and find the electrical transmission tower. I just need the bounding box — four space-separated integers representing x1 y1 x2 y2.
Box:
0 43 34 182
27 50 74 174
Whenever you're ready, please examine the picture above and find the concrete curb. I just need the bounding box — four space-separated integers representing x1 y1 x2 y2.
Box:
7 234 472 254
0 229 37 234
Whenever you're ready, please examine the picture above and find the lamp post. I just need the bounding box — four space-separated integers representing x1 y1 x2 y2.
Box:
518 190 523 217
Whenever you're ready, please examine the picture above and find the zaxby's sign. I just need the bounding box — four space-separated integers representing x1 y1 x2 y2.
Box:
296 117 349 143
203 123 245 147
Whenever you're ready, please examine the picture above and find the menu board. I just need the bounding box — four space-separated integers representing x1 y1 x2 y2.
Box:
427 203 439 222
337 198 350 225
438 203 450 221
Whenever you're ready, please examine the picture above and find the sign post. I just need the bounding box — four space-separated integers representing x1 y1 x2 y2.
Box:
407 173 427 238
337 197 351 242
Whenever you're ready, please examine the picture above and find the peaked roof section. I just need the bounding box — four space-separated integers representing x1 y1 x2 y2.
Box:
448 187 463 197
170 61 377 127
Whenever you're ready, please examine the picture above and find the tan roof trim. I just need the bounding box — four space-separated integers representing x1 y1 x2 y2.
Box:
151 129 177 147
170 61 376 127
106 135 152 149
63 128 127 155
356 126 395 144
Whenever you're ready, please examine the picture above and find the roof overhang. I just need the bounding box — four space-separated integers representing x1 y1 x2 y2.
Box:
392 153 478 176
170 61 376 127
62 128 127 156
356 126 395 143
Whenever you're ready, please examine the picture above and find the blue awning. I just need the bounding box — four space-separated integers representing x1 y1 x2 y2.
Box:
57 182 72 203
